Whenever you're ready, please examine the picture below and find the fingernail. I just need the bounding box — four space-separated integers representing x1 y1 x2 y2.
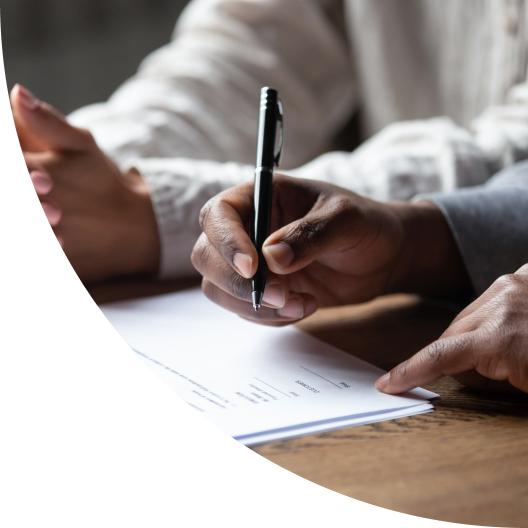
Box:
233 252 253 278
16 84 39 111
375 373 390 393
305 298 318 317
41 201 62 226
277 297 304 319
263 242 295 269
262 283 286 308
30 170 53 195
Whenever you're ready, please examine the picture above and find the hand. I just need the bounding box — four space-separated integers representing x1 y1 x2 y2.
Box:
11 85 160 283
376 265 528 395
192 175 469 325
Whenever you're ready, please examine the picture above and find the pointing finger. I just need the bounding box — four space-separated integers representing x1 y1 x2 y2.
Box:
376 334 477 394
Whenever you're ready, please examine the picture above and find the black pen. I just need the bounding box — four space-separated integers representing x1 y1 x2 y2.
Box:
252 87 284 311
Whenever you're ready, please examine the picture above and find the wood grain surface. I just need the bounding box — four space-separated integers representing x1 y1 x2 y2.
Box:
89 280 528 527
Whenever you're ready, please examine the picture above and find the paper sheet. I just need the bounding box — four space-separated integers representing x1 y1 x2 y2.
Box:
101 288 437 445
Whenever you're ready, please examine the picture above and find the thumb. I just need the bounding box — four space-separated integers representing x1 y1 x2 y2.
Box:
11 84 95 152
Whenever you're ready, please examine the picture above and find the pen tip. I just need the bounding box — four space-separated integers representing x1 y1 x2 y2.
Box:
252 291 263 313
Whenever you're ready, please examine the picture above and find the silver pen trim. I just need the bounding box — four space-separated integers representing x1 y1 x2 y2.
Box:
252 291 263 311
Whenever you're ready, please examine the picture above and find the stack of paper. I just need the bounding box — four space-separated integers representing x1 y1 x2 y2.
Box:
101 289 436 446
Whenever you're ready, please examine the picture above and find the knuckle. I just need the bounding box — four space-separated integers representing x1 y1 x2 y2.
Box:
493 273 522 294
198 199 215 232
487 274 528 314
286 218 328 254
517 263 528 276
493 274 511 289
330 195 355 218
190 247 201 274
190 235 211 275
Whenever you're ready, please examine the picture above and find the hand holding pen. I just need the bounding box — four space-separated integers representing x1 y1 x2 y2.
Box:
191 84 466 326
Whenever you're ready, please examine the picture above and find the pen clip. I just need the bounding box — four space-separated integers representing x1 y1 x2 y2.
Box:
274 99 284 167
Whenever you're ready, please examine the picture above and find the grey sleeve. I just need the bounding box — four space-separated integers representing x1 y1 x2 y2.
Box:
419 160 528 295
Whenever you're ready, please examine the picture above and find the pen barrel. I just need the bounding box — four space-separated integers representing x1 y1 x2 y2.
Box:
252 169 273 294
256 88 280 170
252 87 280 299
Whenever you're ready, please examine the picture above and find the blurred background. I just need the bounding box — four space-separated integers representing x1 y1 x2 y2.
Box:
2 0 191 115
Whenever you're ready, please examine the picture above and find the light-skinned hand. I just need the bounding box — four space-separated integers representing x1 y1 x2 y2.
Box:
192 175 469 325
376 265 528 395
11 84 160 282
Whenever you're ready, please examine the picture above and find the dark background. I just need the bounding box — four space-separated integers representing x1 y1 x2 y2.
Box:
2 0 191 115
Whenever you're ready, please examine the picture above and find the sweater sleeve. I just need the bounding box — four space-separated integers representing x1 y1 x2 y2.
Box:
125 157 253 278
417 160 528 295
68 0 356 171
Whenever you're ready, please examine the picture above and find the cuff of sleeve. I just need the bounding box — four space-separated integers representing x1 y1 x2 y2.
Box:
415 186 528 295
123 158 253 279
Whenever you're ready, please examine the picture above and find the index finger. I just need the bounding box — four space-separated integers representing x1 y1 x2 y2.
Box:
197 182 258 279
376 334 477 394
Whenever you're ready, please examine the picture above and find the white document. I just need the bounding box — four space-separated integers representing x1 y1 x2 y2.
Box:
101 288 437 446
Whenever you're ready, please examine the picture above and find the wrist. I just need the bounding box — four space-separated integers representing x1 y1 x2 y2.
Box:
116 169 161 277
385 200 472 296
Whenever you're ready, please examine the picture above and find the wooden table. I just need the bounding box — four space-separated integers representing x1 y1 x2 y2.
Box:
89 278 528 528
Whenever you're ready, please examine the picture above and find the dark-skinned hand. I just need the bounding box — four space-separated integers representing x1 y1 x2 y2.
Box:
377 265 528 395
191 174 468 326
